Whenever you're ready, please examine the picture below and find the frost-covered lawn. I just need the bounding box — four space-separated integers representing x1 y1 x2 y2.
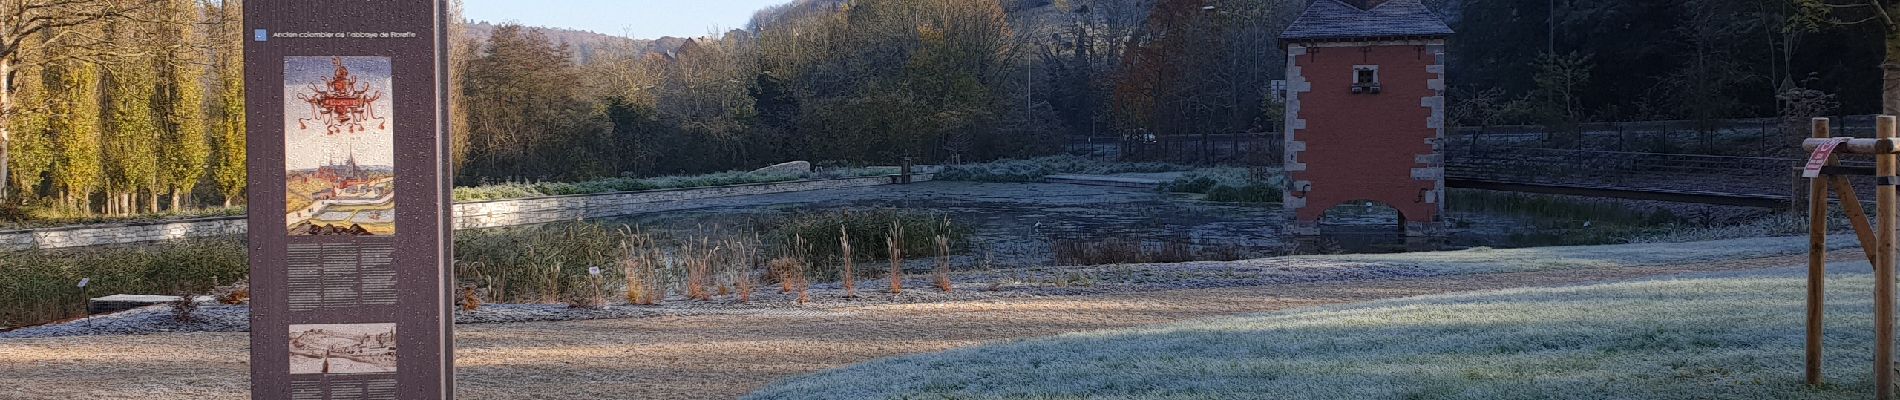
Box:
1305 234 1857 273
748 264 1882 399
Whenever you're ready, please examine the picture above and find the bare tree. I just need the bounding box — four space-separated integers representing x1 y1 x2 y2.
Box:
1806 0 1900 114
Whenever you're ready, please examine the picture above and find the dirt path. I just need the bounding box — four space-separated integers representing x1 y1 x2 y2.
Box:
0 253 1836 400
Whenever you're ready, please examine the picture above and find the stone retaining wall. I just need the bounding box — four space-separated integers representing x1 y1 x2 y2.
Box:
0 217 249 251
0 174 932 251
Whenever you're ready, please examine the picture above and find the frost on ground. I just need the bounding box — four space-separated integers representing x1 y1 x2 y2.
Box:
2 235 1852 339
1303 234 1857 273
747 266 1880 400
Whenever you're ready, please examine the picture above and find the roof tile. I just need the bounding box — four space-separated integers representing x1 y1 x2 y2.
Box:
1280 0 1453 42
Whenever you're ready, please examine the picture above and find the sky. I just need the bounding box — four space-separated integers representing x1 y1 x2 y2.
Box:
464 0 792 39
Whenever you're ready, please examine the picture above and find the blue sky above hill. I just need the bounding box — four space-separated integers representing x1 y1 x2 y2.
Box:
464 0 788 39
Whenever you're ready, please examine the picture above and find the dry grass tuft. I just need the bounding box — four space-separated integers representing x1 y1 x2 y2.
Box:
722 236 761 304
686 240 715 302
215 281 250 305
168 292 198 323
887 222 905 294
840 226 857 298
622 234 666 306
459 285 483 311
933 235 953 293
769 257 810 304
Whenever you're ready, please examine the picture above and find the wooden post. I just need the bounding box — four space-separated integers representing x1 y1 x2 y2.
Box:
902 157 913 184
1809 117 1830 386
1879 115 1898 400
1832 176 1880 267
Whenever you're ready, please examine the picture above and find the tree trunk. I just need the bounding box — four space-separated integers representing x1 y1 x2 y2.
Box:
1888 61 1900 116
1 61 12 204
171 191 182 212
1887 20 1900 115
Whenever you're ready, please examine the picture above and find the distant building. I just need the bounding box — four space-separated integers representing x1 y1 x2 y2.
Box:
314 153 371 191
1279 0 1451 236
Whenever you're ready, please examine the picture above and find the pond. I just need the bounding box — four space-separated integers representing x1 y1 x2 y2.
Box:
576 180 1753 266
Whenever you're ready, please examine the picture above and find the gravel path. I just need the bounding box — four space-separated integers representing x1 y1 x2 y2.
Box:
0 248 1847 400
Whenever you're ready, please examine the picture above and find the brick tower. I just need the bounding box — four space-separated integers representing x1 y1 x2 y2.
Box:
1280 0 1452 236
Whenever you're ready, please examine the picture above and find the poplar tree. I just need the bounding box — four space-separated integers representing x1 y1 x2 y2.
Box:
0 0 147 202
51 62 104 212
6 65 49 199
211 0 246 208
156 0 210 211
105 58 162 215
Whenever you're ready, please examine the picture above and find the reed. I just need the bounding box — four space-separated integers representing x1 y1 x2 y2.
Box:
888 222 905 294
840 226 857 297
933 235 953 292
765 209 970 280
456 222 626 305
0 238 246 329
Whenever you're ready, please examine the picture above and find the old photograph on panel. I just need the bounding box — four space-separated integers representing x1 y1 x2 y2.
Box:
288 323 398 375
285 56 396 236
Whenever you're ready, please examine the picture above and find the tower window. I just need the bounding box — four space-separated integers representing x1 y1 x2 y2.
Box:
1352 65 1380 94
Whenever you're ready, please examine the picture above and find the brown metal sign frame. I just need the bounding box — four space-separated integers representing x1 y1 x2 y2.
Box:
245 1 453 399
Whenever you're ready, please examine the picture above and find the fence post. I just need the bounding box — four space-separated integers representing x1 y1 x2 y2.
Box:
1878 115 1898 400
1807 117 1830 387
900 157 913 184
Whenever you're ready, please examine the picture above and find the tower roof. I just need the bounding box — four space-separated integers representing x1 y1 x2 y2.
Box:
1280 0 1452 43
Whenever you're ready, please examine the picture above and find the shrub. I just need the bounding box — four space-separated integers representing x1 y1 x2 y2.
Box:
215 281 250 305
455 222 627 304
1205 184 1282 203
451 170 815 202
169 293 198 323
1164 168 1285 204
937 155 1191 182
0 238 246 329
1051 238 1251 266
1167 176 1219 194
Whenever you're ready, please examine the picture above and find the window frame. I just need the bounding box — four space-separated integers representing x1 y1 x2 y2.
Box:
1351 65 1380 86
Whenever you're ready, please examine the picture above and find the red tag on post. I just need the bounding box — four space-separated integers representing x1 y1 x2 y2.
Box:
1804 138 1850 178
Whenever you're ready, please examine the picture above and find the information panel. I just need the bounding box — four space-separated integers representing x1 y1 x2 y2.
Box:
245 2 452 399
